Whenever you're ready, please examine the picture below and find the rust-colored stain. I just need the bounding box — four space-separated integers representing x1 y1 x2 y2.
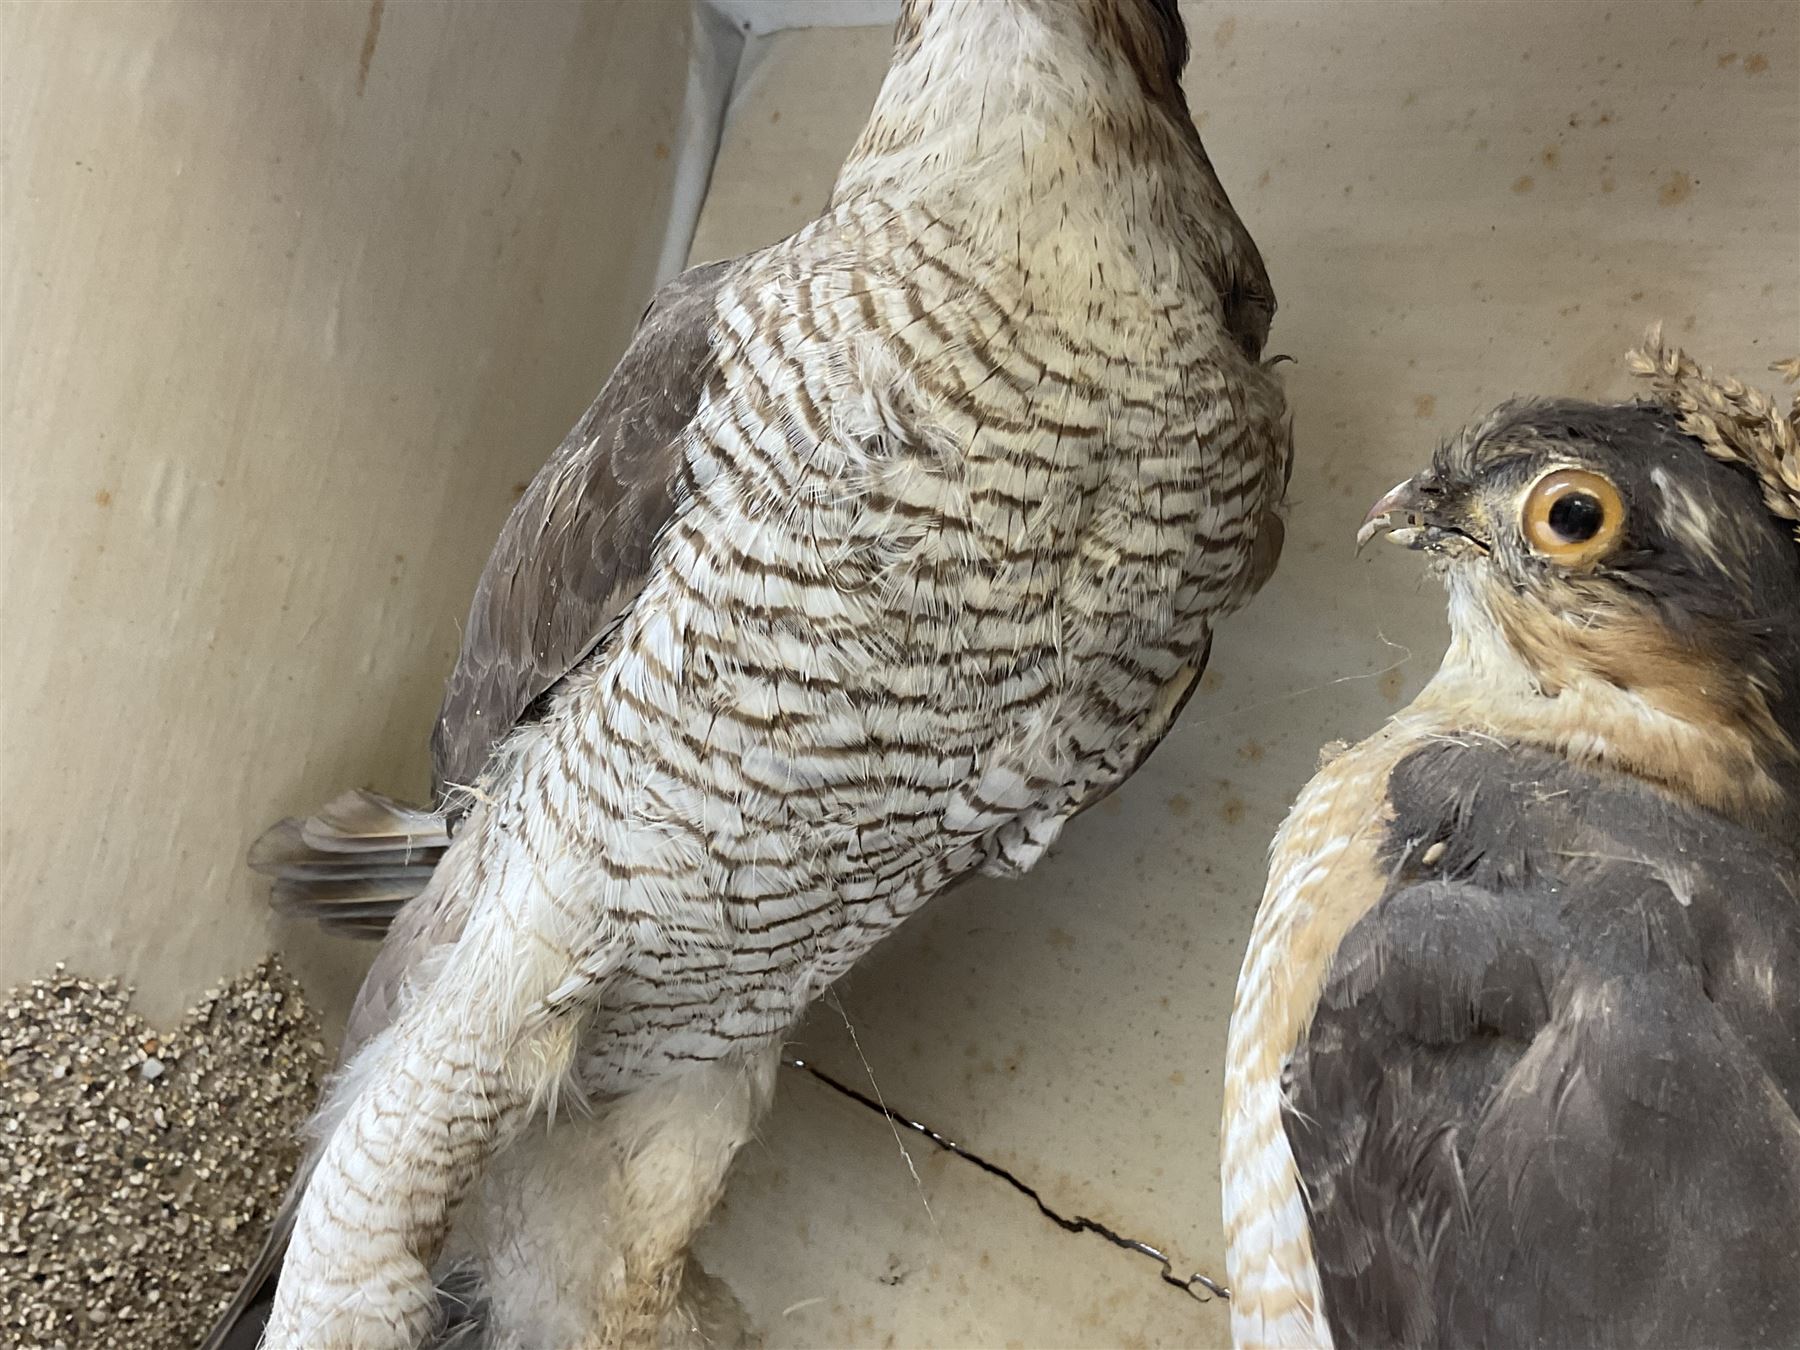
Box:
1200 669 1224 692
653 142 670 161
1238 738 1266 763
1512 174 1536 194
356 0 386 98
1413 393 1437 419
1380 667 1406 702
1718 51 1739 68
1168 1069 1186 1086
1166 792 1193 817
1744 53 1768 74
1600 171 1618 194
1046 927 1076 950
1220 795 1247 826
94 488 113 507
1659 170 1694 205
1541 145 1560 168
1214 15 1237 48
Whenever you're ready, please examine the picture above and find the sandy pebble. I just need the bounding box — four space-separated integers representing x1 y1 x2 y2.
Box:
0 958 325 1350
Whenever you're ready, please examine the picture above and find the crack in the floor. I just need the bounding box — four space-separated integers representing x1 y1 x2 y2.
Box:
782 1057 1230 1306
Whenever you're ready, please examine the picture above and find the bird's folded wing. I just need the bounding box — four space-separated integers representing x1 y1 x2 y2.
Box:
430 256 740 806
1282 743 1800 1349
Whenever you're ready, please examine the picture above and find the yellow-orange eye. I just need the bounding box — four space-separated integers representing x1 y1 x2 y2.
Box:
1521 468 1624 566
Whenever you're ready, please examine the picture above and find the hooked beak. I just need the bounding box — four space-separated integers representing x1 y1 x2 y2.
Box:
1357 474 1487 555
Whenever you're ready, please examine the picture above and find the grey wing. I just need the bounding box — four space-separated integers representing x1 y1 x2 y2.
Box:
1284 744 1800 1349
430 257 737 804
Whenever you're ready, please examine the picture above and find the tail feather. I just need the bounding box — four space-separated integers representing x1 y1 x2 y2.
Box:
302 790 449 855
271 883 424 938
270 879 427 911
248 790 448 938
251 822 442 878
262 867 439 889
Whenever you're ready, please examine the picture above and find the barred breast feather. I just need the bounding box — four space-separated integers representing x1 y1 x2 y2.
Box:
477 191 1290 1085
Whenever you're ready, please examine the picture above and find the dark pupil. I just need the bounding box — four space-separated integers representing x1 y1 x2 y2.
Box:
1547 491 1605 542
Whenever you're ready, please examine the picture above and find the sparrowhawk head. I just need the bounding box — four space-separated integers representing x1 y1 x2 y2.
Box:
1363 398 1800 776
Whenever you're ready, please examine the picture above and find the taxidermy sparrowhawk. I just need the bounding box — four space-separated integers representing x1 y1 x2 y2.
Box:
1222 331 1800 1350
204 2 1291 1346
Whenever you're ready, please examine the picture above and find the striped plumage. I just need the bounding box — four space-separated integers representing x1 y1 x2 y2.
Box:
220 3 1289 1347
1222 731 1406 1350
547 192 1283 1082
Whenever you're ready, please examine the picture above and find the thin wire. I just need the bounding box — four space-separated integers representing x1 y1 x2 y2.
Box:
823 992 936 1230
783 1056 1229 1305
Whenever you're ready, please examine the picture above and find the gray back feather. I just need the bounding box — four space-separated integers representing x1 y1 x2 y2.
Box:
1286 741 1800 1348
